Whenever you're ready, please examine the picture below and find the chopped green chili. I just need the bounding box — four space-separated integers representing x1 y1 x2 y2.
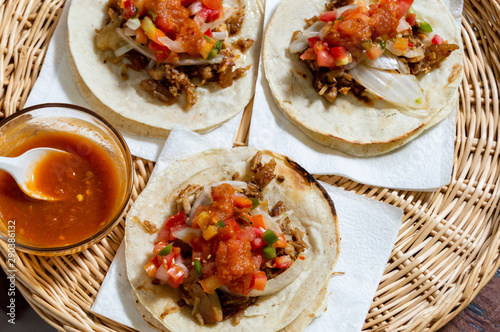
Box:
249 197 260 209
194 260 202 275
418 20 433 33
262 229 279 246
263 245 277 259
380 40 386 51
148 10 157 21
158 243 173 256
207 40 223 60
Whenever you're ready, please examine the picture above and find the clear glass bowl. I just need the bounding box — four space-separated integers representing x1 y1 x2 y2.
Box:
0 103 133 255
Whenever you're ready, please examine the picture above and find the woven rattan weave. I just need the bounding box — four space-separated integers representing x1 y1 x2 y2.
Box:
1 0 499 331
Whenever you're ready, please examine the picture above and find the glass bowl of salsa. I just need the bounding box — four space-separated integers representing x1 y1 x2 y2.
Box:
0 103 133 255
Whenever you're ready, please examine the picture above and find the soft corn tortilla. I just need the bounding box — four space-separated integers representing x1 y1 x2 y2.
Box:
263 0 463 156
67 0 263 137
125 148 340 331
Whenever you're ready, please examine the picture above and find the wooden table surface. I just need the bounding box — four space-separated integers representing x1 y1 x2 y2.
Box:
440 268 500 332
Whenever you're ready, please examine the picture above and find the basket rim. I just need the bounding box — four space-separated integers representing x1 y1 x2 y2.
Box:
1 0 499 331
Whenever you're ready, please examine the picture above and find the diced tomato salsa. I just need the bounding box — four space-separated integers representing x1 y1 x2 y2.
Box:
120 0 223 60
144 183 294 294
302 0 418 68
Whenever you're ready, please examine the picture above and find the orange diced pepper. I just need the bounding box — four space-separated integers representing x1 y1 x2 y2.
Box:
365 43 383 60
166 51 180 63
275 255 293 268
199 38 216 59
252 214 267 230
200 274 222 293
193 211 211 230
144 261 157 278
273 233 287 248
233 195 253 208
394 37 408 51
203 225 218 240
141 16 165 44
144 257 159 278
135 28 148 45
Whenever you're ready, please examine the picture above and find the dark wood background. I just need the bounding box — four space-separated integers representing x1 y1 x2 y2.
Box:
439 268 500 332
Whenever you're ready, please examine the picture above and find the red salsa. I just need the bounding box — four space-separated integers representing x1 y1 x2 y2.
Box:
144 183 292 296
0 131 120 247
118 0 224 60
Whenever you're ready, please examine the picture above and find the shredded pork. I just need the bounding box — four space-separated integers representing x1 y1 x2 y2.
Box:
176 184 202 215
178 267 223 325
226 9 245 35
408 43 460 75
326 0 355 10
217 291 257 320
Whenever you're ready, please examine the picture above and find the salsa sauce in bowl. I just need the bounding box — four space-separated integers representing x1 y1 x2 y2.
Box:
0 131 119 247
0 104 133 255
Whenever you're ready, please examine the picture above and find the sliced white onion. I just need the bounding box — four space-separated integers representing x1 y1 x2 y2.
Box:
349 64 426 109
344 59 358 71
220 252 308 296
172 227 202 242
363 53 399 70
115 28 156 60
250 207 282 235
125 18 141 30
200 7 237 32
305 21 327 32
363 51 409 74
289 31 319 53
188 187 212 223
396 59 409 74
146 59 156 70
362 52 408 74
114 44 133 57
247 254 306 296
318 24 328 40
188 1 203 15
212 31 228 40
403 47 425 58
173 54 224 66
155 265 169 285
158 36 185 53
194 12 206 26
124 27 137 36
188 180 251 223
175 257 189 276
397 17 411 33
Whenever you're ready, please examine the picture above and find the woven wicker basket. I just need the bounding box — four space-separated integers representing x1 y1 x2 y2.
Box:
1 0 499 331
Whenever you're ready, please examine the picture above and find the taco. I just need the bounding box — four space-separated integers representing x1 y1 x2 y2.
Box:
263 0 463 156
67 0 263 137
125 148 340 331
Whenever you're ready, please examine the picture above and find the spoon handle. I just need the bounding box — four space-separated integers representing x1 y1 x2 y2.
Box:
0 155 24 183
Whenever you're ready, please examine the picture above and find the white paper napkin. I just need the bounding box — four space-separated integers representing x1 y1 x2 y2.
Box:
91 125 403 332
249 0 463 191
23 1 243 162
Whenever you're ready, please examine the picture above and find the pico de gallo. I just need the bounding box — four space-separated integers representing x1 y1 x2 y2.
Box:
96 0 254 108
289 0 459 107
143 161 309 325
